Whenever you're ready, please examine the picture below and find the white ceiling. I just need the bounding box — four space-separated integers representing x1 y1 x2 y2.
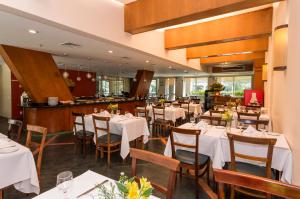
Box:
0 10 205 78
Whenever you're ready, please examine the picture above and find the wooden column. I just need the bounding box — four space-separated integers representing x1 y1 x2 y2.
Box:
0 45 73 103
130 70 154 98
253 58 265 90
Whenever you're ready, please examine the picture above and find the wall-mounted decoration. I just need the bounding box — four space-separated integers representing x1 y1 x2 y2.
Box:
273 24 288 71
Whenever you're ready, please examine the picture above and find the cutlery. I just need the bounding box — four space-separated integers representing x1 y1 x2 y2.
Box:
76 179 108 198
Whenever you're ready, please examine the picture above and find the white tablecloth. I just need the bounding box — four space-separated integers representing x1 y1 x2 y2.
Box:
0 134 39 194
180 103 203 115
75 114 150 159
203 111 272 131
164 123 292 183
146 106 186 123
33 170 159 199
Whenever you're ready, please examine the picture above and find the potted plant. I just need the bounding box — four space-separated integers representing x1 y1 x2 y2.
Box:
209 82 225 96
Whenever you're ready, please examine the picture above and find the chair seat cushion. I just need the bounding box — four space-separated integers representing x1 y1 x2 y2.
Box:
76 130 94 137
175 149 209 165
235 162 275 178
97 134 122 144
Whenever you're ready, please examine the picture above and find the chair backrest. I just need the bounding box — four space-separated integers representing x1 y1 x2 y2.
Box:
199 115 226 126
227 133 277 178
213 169 300 199
26 124 47 177
152 106 165 121
134 106 148 118
246 105 261 112
130 148 179 199
8 119 23 142
209 110 225 117
92 115 110 146
170 127 200 166
72 112 86 134
164 101 173 107
180 102 190 113
237 112 267 130
237 112 260 120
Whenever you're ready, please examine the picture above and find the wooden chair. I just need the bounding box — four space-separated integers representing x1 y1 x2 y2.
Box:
163 101 173 107
130 148 180 199
170 127 210 197
72 112 94 155
92 115 121 166
237 112 268 130
200 169 300 199
180 102 193 122
152 106 173 137
135 106 151 128
199 115 227 127
227 133 277 199
246 105 261 113
7 119 23 142
25 124 47 177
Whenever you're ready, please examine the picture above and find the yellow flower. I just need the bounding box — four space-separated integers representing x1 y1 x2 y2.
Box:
126 181 139 199
140 177 152 191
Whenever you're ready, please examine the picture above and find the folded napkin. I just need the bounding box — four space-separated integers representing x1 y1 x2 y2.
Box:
125 113 134 118
195 121 207 132
99 110 111 117
243 125 257 134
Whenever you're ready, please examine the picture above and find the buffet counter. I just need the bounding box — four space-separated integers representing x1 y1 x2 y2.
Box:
23 99 145 133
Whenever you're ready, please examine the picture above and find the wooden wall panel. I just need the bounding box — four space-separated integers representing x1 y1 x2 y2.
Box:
165 8 273 49
125 0 282 34
200 52 265 64
130 70 154 98
253 58 265 90
0 45 73 103
187 37 269 59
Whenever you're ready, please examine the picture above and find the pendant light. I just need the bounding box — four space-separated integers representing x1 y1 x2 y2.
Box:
62 64 69 78
86 57 92 79
76 66 81 81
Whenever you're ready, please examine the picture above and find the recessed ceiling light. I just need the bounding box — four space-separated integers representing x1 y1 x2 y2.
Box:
145 60 150 63
28 29 38 34
168 66 172 69
108 50 113 54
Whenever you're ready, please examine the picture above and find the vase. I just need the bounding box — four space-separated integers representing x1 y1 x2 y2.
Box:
226 122 231 133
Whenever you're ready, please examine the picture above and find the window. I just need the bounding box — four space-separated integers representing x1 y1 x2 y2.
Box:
101 80 109 96
215 76 252 97
183 77 208 100
165 78 176 100
111 80 124 96
149 79 157 97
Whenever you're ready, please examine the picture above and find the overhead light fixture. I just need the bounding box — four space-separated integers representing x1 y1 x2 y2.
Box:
108 50 113 54
76 66 81 81
28 29 38 34
133 78 137 82
62 64 69 79
168 66 172 69
91 78 96 82
86 72 92 79
145 60 150 63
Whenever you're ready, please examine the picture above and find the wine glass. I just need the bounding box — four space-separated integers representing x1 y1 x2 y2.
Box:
56 171 73 198
237 121 244 134
94 108 98 114
116 110 121 115
259 127 267 137
190 116 196 125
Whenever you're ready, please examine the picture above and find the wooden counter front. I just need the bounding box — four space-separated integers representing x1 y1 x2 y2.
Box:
23 100 145 133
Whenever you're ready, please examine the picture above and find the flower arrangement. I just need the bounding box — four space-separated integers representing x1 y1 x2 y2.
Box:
227 102 236 109
107 103 118 111
158 99 165 104
222 110 233 122
116 173 153 199
209 82 225 92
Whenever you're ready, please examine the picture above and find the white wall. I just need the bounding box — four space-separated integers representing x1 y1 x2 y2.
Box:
0 61 11 118
0 0 200 70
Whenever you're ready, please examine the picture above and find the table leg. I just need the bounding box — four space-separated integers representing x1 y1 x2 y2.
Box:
0 189 3 199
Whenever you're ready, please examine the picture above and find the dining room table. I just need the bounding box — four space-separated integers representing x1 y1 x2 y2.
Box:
75 112 150 159
33 170 159 199
0 133 40 195
164 122 293 183
203 109 272 130
180 102 203 115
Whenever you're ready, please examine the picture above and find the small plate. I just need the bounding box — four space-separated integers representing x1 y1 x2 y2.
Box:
267 132 281 136
0 146 19 154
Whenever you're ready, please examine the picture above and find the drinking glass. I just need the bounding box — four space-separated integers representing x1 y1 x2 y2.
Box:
56 171 73 198
116 110 121 115
94 108 98 114
190 117 196 125
237 121 244 133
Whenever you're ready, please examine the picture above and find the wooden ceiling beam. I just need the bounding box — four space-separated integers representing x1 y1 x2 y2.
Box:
165 8 273 50
200 52 265 64
187 37 269 59
125 0 282 34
